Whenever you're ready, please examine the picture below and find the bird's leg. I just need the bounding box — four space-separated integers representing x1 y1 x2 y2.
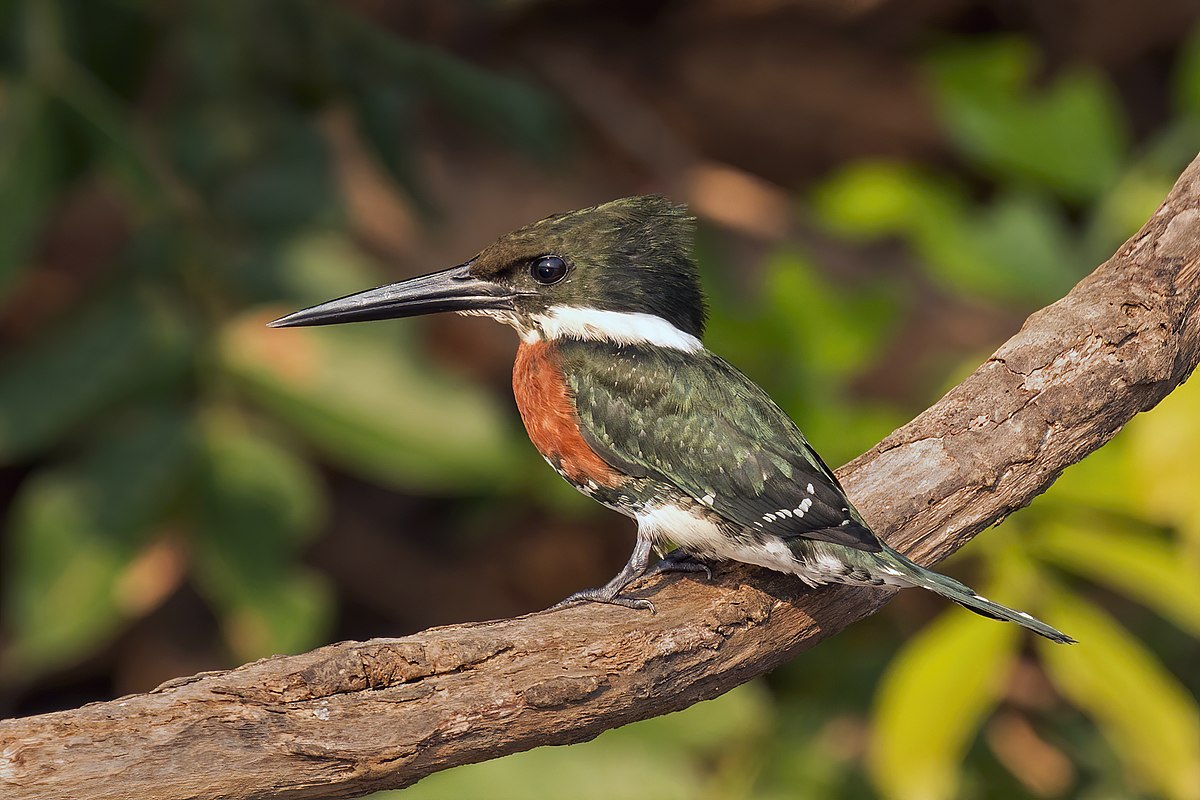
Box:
644 548 712 581
554 531 657 612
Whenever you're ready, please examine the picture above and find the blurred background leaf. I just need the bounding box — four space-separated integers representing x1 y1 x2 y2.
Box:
1038 588 1200 800
191 411 331 661
220 235 533 493
926 38 1127 202
1 2 1197 798
0 83 57 300
0 289 191 460
2 405 192 677
1033 524 1200 636
869 549 1028 800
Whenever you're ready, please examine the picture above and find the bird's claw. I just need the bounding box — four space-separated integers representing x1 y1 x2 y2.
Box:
645 551 713 581
553 589 656 614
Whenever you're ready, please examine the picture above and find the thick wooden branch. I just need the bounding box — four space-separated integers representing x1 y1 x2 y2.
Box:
4 155 1200 800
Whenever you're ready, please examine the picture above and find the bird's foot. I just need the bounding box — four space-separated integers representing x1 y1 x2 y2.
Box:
553 587 655 614
554 534 659 613
645 550 713 581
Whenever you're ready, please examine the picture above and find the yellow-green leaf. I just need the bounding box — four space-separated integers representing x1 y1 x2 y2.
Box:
869 606 1018 800
1039 588 1200 800
1034 522 1200 635
1128 372 1200 551
1041 437 1141 518
810 161 956 239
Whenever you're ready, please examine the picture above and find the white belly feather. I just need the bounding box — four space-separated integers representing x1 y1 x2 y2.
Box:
636 502 912 589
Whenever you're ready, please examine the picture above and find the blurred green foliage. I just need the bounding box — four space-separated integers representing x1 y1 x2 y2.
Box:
0 0 563 673
808 36 1200 800
926 38 1128 203
5 405 192 668
1 2 1198 799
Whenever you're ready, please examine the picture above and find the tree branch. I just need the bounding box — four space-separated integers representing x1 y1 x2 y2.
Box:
4 155 1200 800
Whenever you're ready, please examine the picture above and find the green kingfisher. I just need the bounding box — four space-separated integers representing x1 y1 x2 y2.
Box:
269 196 1073 644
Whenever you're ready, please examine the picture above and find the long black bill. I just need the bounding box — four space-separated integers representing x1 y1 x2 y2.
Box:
267 263 515 328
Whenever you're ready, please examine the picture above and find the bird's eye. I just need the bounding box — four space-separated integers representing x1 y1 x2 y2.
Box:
530 255 568 285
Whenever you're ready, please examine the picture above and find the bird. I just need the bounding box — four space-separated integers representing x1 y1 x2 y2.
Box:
269 195 1074 644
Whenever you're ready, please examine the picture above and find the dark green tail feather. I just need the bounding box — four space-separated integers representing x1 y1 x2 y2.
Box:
879 545 1076 644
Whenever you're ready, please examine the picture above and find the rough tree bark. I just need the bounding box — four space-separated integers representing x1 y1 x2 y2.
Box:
4 154 1200 800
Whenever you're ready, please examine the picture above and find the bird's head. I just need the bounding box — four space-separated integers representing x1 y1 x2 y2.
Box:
269 196 708 349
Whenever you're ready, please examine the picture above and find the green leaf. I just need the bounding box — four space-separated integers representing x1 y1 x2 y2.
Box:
1174 25 1200 118
218 569 333 662
195 411 325 566
389 738 702 800
1083 156 1182 264
268 233 386 306
1039 588 1200 800
335 9 566 159
0 81 57 300
23 0 163 211
762 249 896 383
223 237 524 492
810 161 962 240
213 115 335 234
221 314 525 492
810 163 1079 303
1033 523 1200 636
927 38 1126 201
1 407 193 675
869 604 1019 800
616 677 774 754
0 289 192 461
966 191 1081 301
191 413 331 660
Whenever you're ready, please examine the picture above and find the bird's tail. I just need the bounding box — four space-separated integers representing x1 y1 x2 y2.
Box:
876 544 1075 644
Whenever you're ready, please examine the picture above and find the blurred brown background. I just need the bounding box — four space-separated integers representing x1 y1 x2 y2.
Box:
1 1 1199 798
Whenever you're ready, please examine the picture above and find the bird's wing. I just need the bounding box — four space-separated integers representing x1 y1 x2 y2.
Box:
560 341 881 552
